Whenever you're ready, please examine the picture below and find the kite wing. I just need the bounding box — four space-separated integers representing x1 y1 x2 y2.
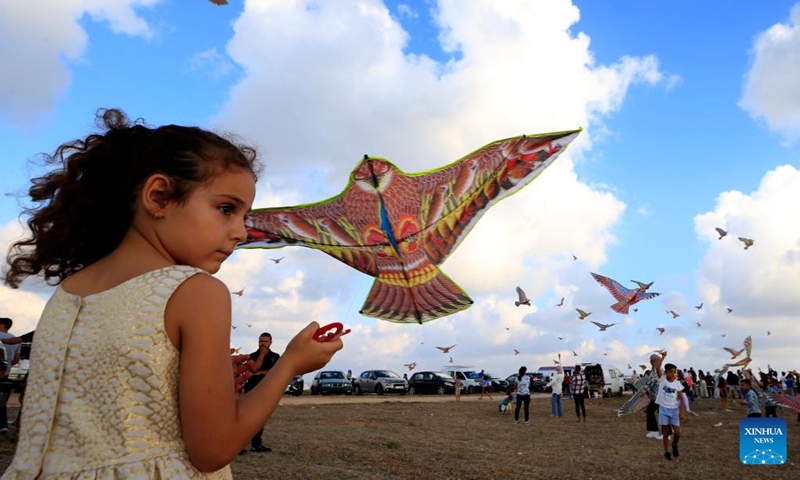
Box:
743 335 752 358
591 272 632 303
617 372 658 417
240 130 581 324
769 394 800 413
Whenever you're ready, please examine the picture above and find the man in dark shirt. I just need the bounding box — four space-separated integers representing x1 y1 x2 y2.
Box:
241 332 281 453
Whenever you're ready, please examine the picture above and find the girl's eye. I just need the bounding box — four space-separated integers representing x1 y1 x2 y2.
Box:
220 205 235 215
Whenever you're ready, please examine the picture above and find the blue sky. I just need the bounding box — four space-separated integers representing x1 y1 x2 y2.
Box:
2 1 800 382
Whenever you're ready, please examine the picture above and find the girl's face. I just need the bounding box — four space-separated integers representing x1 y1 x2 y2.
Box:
157 168 256 273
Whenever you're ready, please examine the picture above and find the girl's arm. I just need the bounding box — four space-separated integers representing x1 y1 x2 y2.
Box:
167 274 343 472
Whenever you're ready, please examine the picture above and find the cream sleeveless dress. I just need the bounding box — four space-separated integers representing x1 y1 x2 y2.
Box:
2 266 232 479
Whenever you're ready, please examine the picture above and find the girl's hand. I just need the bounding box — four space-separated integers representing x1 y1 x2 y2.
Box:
282 321 344 375
231 353 254 395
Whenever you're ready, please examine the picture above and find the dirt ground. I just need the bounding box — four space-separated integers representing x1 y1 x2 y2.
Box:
1 392 798 479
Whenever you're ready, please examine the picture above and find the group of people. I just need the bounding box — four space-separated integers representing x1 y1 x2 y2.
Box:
502 358 590 425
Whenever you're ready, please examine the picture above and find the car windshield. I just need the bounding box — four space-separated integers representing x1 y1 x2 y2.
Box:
465 372 481 379
435 372 453 380
321 371 345 379
376 370 400 378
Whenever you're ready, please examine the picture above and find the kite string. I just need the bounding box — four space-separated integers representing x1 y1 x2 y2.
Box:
343 274 367 323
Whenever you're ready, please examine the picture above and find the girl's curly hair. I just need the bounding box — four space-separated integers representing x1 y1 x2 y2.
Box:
4 108 261 288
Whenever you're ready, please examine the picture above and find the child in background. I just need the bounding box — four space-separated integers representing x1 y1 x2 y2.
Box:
740 379 762 418
1 109 344 478
454 374 462 402
547 354 564 417
764 379 779 418
498 390 513 414
718 375 729 410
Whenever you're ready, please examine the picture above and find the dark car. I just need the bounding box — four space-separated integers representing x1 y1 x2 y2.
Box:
505 372 548 393
407 371 457 395
285 374 304 396
310 370 353 395
485 373 509 392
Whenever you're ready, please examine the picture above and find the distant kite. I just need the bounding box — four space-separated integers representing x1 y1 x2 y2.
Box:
738 237 754 250
591 321 616 331
515 286 531 307
240 130 580 324
209 0 228 5
436 344 457 354
715 227 727 239
576 308 591 320
591 272 660 314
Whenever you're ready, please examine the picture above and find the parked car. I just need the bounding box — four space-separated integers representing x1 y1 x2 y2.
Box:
407 371 457 395
310 370 353 395
485 373 509 392
285 374 304 396
355 369 407 395
505 372 548 393
442 366 481 393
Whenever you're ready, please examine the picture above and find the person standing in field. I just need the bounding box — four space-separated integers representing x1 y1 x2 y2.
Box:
571 365 587 422
547 355 564 418
513 366 531 425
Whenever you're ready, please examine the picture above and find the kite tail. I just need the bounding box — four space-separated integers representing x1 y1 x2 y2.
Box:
360 266 473 324
610 300 630 315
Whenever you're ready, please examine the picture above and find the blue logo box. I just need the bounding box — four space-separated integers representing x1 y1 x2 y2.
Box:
739 417 787 465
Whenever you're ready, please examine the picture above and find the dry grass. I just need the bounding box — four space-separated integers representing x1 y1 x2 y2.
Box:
2 394 798 479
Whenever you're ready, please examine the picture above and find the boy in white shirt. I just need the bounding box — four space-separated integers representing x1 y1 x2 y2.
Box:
655 352 685 461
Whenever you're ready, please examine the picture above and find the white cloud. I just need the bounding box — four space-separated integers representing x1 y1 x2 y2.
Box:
0 0 161 127
739 3 800 144
692 164 800 371
187 48 237 80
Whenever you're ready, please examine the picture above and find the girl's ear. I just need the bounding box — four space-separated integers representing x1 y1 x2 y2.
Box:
142 174 172 218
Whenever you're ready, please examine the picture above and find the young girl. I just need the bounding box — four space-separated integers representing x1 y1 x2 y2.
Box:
2 109 344 478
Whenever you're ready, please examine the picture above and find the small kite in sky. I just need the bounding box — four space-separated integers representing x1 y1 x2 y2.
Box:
696 322 702 327
572 254 578 261
627 363 633 369
240 130 580 324
448 356 454 363
514 349 520 356
591 321 616 331
667 310 680 319
436 344 457 353
231 324 238 329
269 257 285 264
572 350 579 356
656 327 665 335
558 335 564 340
715 227 727 239
767 330 771 336
556 297 565 307
695 303 703 310
738 237 754 250
576 308 592 320
515 286 531 307
404 362 417 371
209 0 228 5
727 307 733 314
591 272 660 314
230 288 245 297
721 333 727 337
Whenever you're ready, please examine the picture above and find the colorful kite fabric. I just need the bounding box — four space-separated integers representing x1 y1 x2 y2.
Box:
239 129 581 324
617 370 658 417
590 272 661 314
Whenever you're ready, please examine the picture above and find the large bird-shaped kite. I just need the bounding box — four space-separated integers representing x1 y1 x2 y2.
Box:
240 130 580 323
590 272 660 314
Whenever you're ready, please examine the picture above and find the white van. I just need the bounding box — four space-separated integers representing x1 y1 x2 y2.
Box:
581 363 626 398
442 365 481 394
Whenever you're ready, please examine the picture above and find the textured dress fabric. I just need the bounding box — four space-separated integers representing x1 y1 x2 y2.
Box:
2 266 232 479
